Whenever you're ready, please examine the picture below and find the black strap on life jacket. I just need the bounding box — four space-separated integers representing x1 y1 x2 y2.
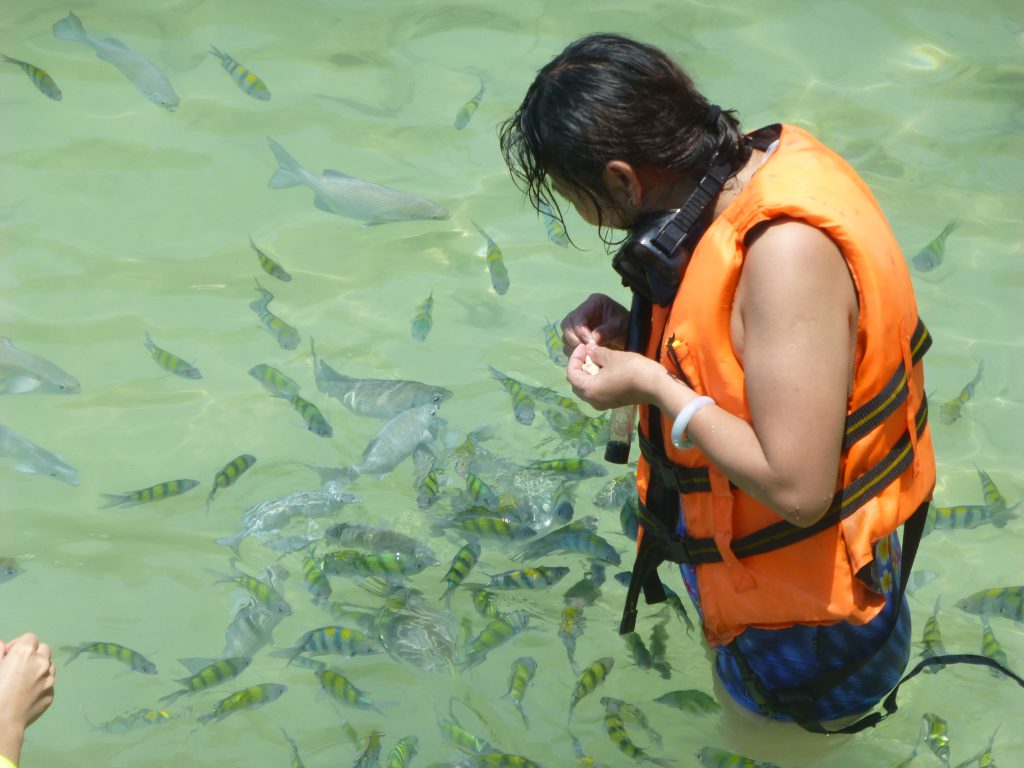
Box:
724 500 1024 734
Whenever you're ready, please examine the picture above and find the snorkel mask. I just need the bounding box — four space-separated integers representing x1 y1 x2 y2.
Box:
611 143 741 306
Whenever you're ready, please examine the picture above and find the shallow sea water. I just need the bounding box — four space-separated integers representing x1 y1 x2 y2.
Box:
2 0 1023 766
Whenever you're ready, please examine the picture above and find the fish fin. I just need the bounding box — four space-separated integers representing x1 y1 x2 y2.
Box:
98 493 128 509
143 331 156 351
1 54 18 65
61 644 86 664
98 37 129 50
158 688 186 705
266 137 305 189
177 657 217 675
208 45 225 61
313 194 334 213
993 502 1021 528
321 169 353 179
52 12 86 42
2 375 42 394
214 531 245 556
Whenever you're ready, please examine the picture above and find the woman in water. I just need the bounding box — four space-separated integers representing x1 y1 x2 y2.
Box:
499 33 935 731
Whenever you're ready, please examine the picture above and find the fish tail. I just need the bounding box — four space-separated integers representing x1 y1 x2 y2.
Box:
266 137 306 189
993 501 1021 528
143 331 155 352
1 53 17 65
158 689 185 705
253 277 272 301
62 644 86 664
208 45 226 62
52 12 86 42
214 531 244 556
99 493 128 509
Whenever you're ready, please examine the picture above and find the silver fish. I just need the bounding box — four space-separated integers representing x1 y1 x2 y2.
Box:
0 337 80 394
222 597 283 658
355 403 440 475
373 586 458 671
311 338 451 418
0 424 78 485
266 136 448 225
215 482 360 554
52 12 178 110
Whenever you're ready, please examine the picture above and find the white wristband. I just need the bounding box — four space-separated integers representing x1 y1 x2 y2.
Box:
671 396 715 449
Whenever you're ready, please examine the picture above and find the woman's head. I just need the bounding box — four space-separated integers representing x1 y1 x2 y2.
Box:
499 34 748 241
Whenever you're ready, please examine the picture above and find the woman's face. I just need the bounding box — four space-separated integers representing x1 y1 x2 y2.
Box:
549 177 629 229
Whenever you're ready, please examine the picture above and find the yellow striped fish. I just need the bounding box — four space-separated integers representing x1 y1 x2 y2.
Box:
559 603 585 672
209 45 270 100
437 712 496 755
197 682 287 725
100 478 199 508
940 360 983 424
417 464 441 510
920 712 950 766
250 279 299 350
287 393 332 437
214 559 291 616
979 617 1010 679
568 657 614 721
207 454 256 510
462 610 529 667
487 365 535 425
281 727 306 768
652 689 721 715
411 291 434 341
454 78 484 129
539 201 570 247
63 641 157 674
696 746 780 767
314 667 383 713
472 221 510 294
504 656 537 725
302 552 332 604
919 596 946 673
542 318 569 364
249 236 291 281
2 53 61 100
441 541 480 608
272 626 377 663
601 697 670 766
386 735 419 768
486 566 571 590
956 586 1024 623
144 332 201 379
248 363 300 398
94 707 179 734
354 730 383 768
912 219 958 272
524 457 607 478
160 656 252 704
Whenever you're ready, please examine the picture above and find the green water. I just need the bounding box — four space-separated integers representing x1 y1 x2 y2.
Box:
2 0 1022 766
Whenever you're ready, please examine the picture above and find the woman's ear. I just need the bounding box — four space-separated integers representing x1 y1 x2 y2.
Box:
603 160 643 209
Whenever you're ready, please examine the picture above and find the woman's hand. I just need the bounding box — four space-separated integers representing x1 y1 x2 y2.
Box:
560 294 629 353
566 342 672 410
0 633 56 763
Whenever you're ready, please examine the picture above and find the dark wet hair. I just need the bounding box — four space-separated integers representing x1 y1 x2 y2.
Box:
499 33 750 244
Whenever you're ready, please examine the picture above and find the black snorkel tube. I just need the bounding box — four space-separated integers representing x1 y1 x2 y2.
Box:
602 140 742 464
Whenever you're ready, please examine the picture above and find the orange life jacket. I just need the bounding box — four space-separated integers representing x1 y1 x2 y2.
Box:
636 124 936 648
